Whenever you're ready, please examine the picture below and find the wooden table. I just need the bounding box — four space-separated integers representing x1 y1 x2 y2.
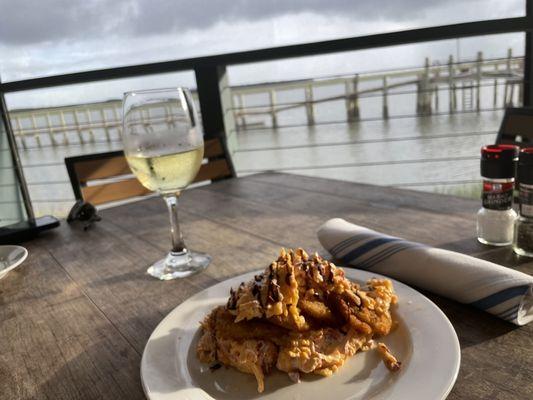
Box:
1 173 531 400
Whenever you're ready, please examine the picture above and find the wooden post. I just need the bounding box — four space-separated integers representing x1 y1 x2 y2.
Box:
503 82 509 107
382 76 389 119
345 75 359 122
268 90 278 128
139 108 147 134
237 94 246 129
434 67 440 112
476 51 482 111
228 92 237 132
59 111 69 145
304 84 315 125
418 58 432 115
425 57 432 114
30 114 41 147
470 81 474 109
85 109 95 142
448 55 455 112
14 117 26 149
353 75 360 119
44 113 57 146
504 47 513 107
493 63 498 108
448 54 453 114
112 106 121 136
72 110 83 143
416 75 422 114
100 108 110 142
462 81 466 110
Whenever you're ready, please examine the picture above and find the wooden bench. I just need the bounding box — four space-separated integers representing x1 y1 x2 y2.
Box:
65 138 234 206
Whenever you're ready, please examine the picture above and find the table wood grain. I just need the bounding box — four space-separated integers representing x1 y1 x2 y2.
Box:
1 173 531 400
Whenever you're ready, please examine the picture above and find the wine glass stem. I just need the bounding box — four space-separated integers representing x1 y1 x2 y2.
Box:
164 194 186 254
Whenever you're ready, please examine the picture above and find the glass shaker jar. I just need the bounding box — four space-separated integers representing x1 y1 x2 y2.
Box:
476 144 519 246
513 148 533 257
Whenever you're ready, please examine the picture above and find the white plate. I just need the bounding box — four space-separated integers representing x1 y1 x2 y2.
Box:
0 245 28 279
141 269 460 400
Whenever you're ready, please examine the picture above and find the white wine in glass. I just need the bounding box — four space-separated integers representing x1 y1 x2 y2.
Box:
126 148 204 194
122 87 211 280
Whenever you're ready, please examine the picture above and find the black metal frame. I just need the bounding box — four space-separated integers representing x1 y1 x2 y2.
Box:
0 16 531 93
495 106 533 145
525 0 533 106
0 12 531 142
0 79 60 243
0 79 34 221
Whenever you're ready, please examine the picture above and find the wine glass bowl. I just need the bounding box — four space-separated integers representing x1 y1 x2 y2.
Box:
122 88 211 280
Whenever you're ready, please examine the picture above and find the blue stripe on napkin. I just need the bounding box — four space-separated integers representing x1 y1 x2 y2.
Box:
331 234 370 255
357 242 413 270
498 304 520 319
341 237 400 264
468 285 529 310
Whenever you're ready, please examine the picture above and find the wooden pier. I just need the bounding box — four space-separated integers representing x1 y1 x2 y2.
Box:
232 50 523 129
8 51 524 148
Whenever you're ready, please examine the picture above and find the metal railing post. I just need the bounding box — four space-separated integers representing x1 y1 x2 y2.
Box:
0 80 35 221
194 64 237 176
524 0 533 106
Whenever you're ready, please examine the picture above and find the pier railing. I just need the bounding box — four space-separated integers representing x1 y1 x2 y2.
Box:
7 52 525 148
232 51 524 129
1 2 532 219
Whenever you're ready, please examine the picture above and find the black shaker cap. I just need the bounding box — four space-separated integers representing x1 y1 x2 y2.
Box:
518 148 533 185
480 144 519 179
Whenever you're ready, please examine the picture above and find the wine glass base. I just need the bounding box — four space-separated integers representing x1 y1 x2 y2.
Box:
147 250 211 280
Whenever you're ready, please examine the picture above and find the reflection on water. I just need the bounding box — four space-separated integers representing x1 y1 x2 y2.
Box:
18 106 500 217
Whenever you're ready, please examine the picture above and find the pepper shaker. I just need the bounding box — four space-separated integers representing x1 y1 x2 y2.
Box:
513 148 533 256
476 144 519 246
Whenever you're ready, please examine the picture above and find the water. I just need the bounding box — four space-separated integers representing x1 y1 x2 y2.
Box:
15 82 507 218
234 110 500 192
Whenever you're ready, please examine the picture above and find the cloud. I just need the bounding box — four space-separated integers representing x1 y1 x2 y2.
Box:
0 0 522 46
0 0 134 45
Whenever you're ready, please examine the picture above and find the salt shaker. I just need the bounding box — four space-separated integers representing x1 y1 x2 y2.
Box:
476 144 519 246
513 148 533 256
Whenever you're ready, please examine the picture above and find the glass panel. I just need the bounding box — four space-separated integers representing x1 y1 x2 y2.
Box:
3 70 196 218
0 108 26 227
227 33 525 198
0 1 525 81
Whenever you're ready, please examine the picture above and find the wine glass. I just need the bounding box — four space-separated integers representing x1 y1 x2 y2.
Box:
121 87 211 280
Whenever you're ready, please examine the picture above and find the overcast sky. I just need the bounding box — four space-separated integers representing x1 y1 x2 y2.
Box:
0 0 526 108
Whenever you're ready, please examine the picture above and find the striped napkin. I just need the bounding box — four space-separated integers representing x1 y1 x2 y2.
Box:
318 218 533 326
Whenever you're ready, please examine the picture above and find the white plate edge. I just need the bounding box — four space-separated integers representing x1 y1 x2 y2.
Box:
140 269 461 400
0 245 28 279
